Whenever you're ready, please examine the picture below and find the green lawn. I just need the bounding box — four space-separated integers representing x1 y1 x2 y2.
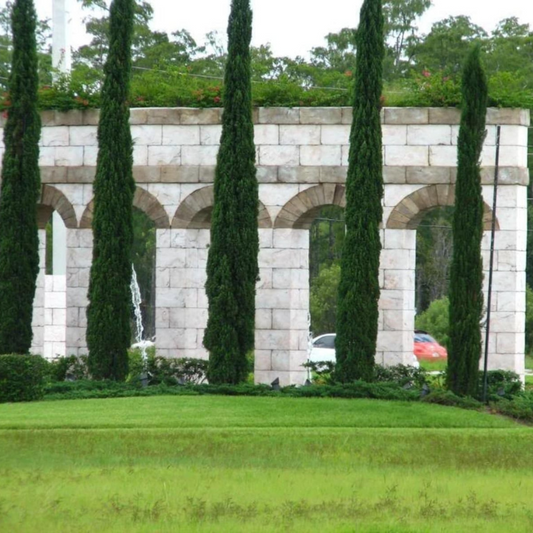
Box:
1 396 532 532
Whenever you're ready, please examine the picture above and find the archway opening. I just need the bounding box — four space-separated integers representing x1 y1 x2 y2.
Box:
309 205 345 337
132 207 156 342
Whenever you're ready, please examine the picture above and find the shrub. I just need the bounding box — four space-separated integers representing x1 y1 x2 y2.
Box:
480 370 522 400
421 390 482 409
0 354 46 402
415 297 450 347
43 355 89 382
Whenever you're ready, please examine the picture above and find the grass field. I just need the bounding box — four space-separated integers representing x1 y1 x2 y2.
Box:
1 396 532 532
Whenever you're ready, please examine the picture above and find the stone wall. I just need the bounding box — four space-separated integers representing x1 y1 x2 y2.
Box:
0 107 527 384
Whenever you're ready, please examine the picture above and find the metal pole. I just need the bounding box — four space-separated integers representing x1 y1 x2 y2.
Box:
482 125 501 403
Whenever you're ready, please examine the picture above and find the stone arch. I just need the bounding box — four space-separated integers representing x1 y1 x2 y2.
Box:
80 187 169 229
37 185 77 229
172 185 272 229
386 184 499 231
274 184 346 229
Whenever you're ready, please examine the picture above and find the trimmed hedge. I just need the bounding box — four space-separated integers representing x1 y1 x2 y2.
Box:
0 354 46 402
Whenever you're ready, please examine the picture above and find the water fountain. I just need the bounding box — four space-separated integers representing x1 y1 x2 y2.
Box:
130 264 151 385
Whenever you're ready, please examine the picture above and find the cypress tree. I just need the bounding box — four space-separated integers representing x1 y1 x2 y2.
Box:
0 0 41 354
204 0 258 384
335 0 384 382
86 0 135 380
447 46 488 396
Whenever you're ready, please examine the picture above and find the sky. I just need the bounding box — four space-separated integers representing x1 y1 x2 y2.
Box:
32 0 533 59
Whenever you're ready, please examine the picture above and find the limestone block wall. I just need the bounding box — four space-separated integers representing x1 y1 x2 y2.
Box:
31 230 46 355
0 106 526 383
43 275 67 358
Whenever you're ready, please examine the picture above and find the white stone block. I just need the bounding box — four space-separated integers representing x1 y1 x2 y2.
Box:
67 288 89 308
69 126 97 146
45 291 66 309
44 325 65 342
254 125 279 145
198 125 221 145
489 311 524 333
385 146 428 166
259 184 300 207
491 271 521 292
170 267 205 289
321 125 350 145
163 125 200 145
496 291 525 313
53 275 66 292
380 249 413 270
256 288 291 309
131 125 162 145
184 308 208 328
429 146 457 166
133 145 148 166
383 229 416 250
383 184 422 208
157 249 186 269
382 125 407 145
83 146 98 166
259 146 299 166
41 127 69 147
272 228 309 249
496 333 523 354
45 308 53 326
67 247 92 268
341 145 349 166
39 147 55 166
255 329 291 350
300 146 341 166
407 125 451 146
55 147 83 166
155 307 170 328
256 268 273 289
53 308 66 326
273 269 292 289
498 146 528 167
148 146 181 166
256 309 272 329
279 125 320 145
259 229 273 248
271 350 290 371
255 350 272 371
259 248 305 269
500 125 528 147
156 229 171 248
383 269 414 291
181 146 218 166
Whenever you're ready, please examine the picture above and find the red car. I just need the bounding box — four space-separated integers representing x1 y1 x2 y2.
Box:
414 330 448 361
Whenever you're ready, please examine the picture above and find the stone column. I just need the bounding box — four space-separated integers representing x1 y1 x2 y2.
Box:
43 275 67 359
65 228 92 356
155 228 209 359
481 184 527 375
377 229 417 366
255 228 309 386
31 229 46 355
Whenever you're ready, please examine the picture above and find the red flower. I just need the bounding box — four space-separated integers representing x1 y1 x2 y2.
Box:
213 96 221 103
422 69 431 78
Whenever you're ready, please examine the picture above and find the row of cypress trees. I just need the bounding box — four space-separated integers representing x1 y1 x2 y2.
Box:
0 0 492 396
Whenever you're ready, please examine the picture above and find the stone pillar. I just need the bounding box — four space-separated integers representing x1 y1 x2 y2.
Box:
377 229 417 366
31 229 46 355
43 275 67 359
481 184 527 375
65 228 92 356
155 228 209 359
255 228 309 386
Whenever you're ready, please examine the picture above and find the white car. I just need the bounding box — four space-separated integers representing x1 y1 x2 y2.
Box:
309 333 420 368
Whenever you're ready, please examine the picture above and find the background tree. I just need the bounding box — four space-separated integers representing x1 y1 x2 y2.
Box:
336 0 384 382
203 0 258 384
0 0 41 354
86 0 135 380
447 45 487 396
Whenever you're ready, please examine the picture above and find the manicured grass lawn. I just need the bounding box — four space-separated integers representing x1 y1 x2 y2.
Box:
1 396 532 532
419 359 447 372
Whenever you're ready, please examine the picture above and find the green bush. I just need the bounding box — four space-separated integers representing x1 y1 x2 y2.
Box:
479 370 522 400
0 354 46 402
491 393 533 422
526 285 533 355
421 390 482 409
415 297 450 347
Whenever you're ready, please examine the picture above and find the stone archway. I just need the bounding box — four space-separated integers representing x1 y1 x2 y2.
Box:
37 185 77 229
172 185 272 229
79 187 169 229
386 184 499 230
275 184 345 229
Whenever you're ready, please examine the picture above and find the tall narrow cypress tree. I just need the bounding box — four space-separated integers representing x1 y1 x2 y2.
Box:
0 0 41 354
447 46 488 396
204 0 258 384
336 0 384 382
86 0 135 380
